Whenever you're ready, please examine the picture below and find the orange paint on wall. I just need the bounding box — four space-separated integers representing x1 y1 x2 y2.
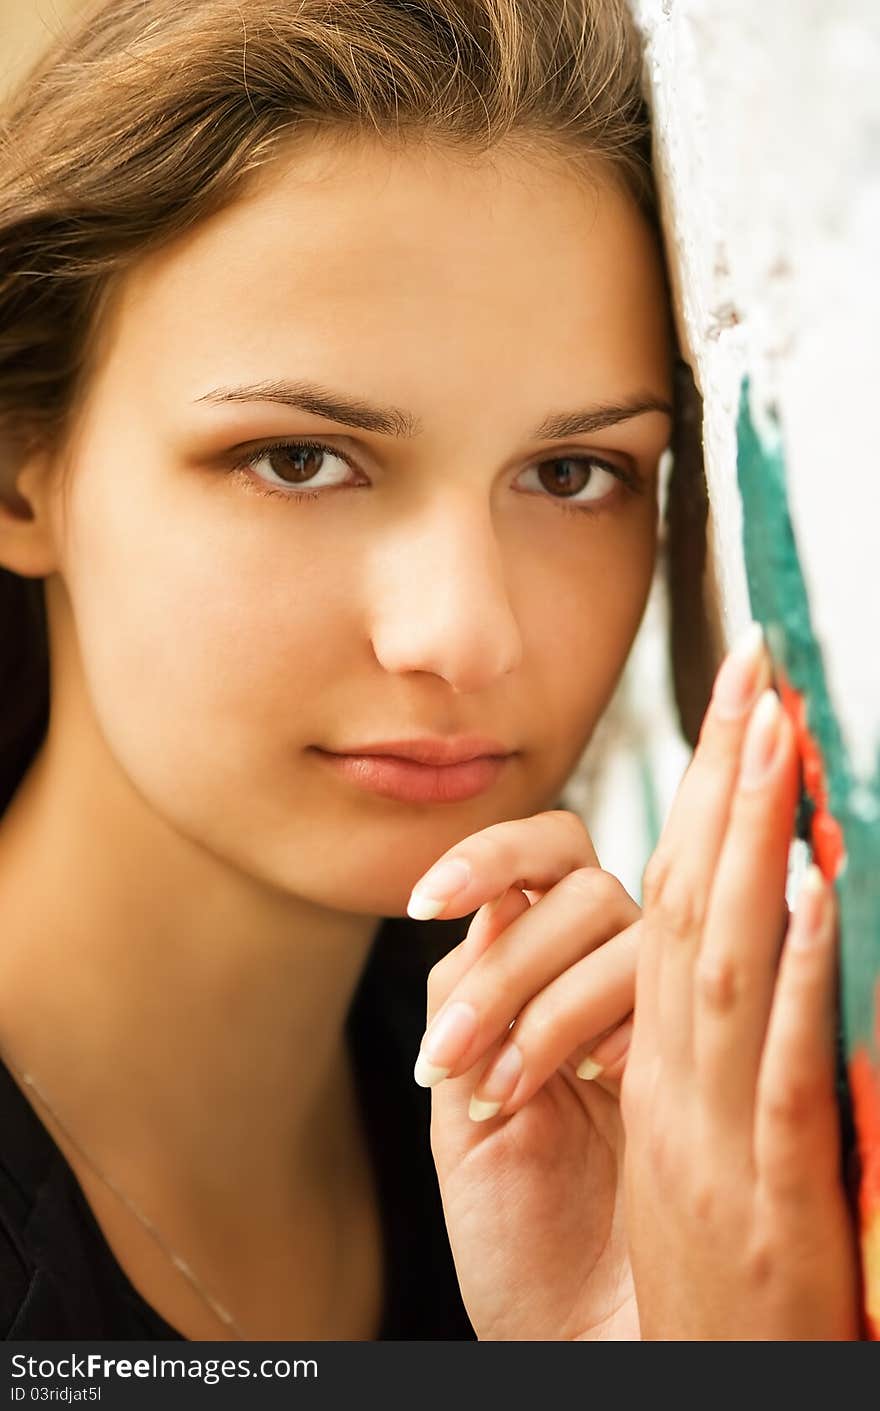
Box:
776 668 846 880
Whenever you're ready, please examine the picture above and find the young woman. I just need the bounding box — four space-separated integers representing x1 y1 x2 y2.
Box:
0 0 859 1341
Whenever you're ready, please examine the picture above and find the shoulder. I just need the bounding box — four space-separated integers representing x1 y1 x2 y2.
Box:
0 1195 35 1338
0 1061 51 1335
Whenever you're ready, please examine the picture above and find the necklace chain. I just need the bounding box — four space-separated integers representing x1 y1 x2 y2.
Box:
0 1047 247 1341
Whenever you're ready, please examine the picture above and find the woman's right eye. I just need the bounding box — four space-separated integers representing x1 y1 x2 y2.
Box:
238 439 358 497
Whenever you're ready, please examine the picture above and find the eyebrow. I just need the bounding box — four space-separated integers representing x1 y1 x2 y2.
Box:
193 378 673 440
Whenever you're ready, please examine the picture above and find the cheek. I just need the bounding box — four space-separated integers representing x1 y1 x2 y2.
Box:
521 513 657 780
65 478 356 828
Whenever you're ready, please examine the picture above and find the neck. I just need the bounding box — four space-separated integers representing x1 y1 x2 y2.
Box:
0 712 381 1219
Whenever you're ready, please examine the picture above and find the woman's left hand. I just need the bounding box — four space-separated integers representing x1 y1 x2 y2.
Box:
409 809 642 1341
621 648 862 1340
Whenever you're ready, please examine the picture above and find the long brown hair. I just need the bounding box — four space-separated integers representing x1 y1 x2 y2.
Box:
0 0 718 819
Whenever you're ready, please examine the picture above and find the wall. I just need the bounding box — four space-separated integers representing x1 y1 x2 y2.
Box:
631 0 880 1334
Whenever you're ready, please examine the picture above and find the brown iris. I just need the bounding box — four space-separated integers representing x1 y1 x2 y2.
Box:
536 458 592 498
267 445 325 484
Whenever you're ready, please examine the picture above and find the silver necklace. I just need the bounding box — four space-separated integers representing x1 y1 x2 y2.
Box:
1 1047 247 1341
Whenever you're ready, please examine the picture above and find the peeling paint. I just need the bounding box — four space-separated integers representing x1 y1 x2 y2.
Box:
736 373 880 1334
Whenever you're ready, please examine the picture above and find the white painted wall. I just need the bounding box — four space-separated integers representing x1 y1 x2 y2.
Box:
630 0 880 788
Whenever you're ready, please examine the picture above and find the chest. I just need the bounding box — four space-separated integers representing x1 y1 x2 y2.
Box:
64 1142 386 1341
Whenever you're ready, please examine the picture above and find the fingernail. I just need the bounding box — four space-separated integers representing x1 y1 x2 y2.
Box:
788 864 831 950
578 1016 634 1077
413 1000 479 1087
469 1042 523 1121
407 858 472 920
712 621 767 720
739 689 783 789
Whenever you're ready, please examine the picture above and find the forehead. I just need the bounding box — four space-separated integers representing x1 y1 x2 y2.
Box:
89 133 672 416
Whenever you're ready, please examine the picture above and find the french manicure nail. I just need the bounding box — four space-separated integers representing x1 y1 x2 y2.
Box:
712 621 766 720
413 999 479 1087
739 689 783 789
788 864 831 949
407 858 472 920
577 1015 634 1077
469 1042 523 1121
413 1051 450 1086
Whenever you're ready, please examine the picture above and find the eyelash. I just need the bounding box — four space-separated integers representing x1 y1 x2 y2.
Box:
228 437 643 517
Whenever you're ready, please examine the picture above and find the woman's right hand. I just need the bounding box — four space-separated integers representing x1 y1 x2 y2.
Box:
409 808 641 1341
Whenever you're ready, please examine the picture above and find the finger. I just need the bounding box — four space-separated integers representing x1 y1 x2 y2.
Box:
575 1013 634 1099
407 808 599 921
643 624 774 1077
466 922 640 1118
425 886 531 1027
413 866 638 1087
754 866 842 1199
693 691 799 1137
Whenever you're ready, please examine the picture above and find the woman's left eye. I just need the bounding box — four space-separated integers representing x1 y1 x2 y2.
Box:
515 455 636 513
228 440 638 513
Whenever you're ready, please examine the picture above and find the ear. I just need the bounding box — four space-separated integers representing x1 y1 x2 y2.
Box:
0 445 63 579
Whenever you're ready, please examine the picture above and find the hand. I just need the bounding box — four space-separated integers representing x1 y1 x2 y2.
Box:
408 810 641 1341
621 625 862 1340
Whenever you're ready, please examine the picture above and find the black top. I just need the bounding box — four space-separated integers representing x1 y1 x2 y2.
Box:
0 912 478 1341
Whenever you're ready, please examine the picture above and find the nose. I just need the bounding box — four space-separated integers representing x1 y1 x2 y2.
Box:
368 495 524 695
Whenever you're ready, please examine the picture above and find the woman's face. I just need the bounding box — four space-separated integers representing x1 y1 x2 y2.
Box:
42 133 673 916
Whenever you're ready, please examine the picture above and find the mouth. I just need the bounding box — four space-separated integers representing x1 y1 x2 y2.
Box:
310 739 514 804
329 735 511 766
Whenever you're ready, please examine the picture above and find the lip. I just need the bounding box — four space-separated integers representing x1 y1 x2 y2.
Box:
311 737 514 804
328 735 511 766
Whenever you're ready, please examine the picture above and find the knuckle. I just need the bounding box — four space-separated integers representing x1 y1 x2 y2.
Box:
562 865 621 910
644 863 705 943
695 952 739 1013
690 1177 720 1226
519 985 559 1032
511 999 557 1054
684 1151 740 1229
454 953 519 1020
544 808 599 864
760 1074 813 1127
742 1233 776 1289
644 1116 679 1182
541 983 602 1054
550 807 592 844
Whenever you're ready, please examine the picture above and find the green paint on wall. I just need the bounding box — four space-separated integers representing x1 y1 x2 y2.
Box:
735 375 880 1057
